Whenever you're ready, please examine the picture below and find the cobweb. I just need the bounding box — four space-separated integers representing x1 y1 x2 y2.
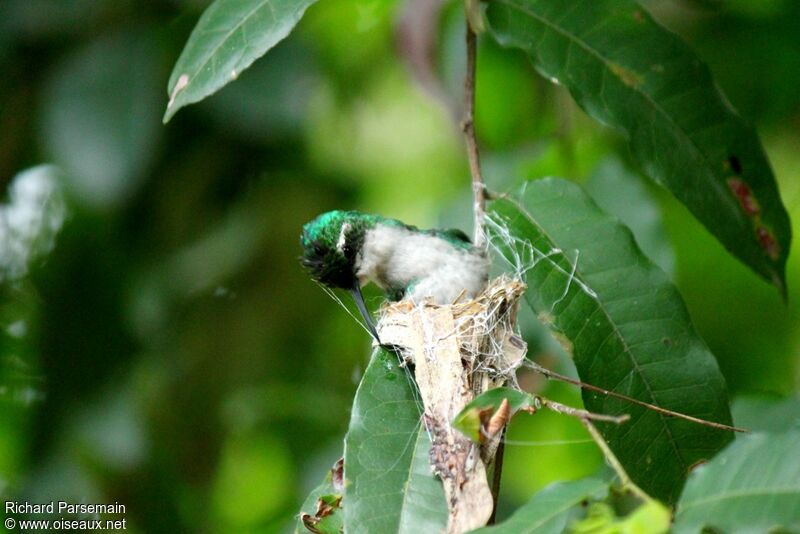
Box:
316 206 596 446
484 210 597 304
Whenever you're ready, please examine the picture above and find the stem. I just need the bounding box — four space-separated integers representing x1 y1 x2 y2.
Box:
488 429 505 525
525 360 748 433
581 418 650 502
463 15 497 522
462 23 487 250
539 397 630 425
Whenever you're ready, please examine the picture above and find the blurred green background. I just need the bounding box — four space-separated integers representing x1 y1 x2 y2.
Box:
1 0 798 532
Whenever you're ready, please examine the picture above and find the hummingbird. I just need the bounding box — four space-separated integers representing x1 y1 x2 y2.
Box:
301 210 489 341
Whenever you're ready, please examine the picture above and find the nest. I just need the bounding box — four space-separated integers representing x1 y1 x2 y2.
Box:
376 276 527 534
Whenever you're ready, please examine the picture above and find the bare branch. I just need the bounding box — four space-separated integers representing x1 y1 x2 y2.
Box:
526 360 748 433
581 418 651 502
536 397 630 425
462 24 487 250
487 430 505 525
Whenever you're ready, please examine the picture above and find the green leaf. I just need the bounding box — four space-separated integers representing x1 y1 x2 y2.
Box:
453 387 533 442
472 478 607 534
585 158 675 276
343 348 448 534
489 177 733 503
311 497 344 534
295 460 343 534
607 500 670 534
164 0 319 122
674 429 800 533
486 0 792 292
566 500 670 534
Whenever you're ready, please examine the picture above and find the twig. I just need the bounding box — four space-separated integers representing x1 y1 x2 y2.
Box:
462 13 496 524
539 397 630 425
478 394 631 520
526 360 748 433
514 390 650 501
462 22 487 250
581 418 650 503
487 429 505 525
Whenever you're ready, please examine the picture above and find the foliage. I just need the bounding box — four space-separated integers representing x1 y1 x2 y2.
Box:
485 0 791 292
491 178 733 503
673 429 800 533
164 0 321 122
342 348 447 533
471 478 607 534
1 0 799 532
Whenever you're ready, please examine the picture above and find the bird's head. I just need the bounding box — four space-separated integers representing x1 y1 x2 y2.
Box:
300 210 374 289
301 210 382 341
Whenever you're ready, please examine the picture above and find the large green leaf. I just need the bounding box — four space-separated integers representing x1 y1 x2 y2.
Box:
472 478 607 534
343 348 448 533
486 0 792 292
585 158 674 276
674 429 800 533
489 178 733 503
164 0 319 122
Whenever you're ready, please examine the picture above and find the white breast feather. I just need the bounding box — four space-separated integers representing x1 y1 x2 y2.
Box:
357 225 488 304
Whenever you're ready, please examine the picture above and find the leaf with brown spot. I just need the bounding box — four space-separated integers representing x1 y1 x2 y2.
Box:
296 460 345 534
486 0 792 292
727 178 761 216
301 505 343 534
315 494 342 519
609 63 642 88
164 0 320 122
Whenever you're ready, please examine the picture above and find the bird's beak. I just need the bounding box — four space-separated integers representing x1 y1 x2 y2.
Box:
350 281 381 343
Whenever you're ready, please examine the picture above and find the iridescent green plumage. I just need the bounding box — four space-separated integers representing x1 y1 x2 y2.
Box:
301 211 381 251
301 211 381 290
301 210 473 290
300 209 486 341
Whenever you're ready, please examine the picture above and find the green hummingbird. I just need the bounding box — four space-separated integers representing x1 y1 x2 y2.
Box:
301 210 488 341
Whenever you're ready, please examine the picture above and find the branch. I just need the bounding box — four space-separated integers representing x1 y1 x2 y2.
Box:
516 392 649 501
538 397 630 425
462 12 495 524
487 429 505 525
462 23 487 250
581 418 651 502
525 360 748 433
